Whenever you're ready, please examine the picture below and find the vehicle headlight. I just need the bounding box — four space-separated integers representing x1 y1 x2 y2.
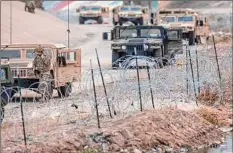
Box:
122 45 126 50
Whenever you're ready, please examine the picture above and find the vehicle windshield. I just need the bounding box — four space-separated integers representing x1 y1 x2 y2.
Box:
80 6 101 11
131 7 141 11
26 48 52 59
141 28 162 38
0 49 21 58
80 7 89 11
178 16 193 22
161 16 176 23
91 6 101 11
120 6 141 11
120 28 137 38
120 7 129 11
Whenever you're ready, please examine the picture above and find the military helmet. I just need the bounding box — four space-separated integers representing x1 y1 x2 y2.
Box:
35 45 44 54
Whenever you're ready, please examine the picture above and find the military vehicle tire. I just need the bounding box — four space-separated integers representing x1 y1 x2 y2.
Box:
113 20 118 26
97 17 103 24
79 17 85 24
119 20 123 26
188 31 195 45
0 107 4 123
58 83 72 98
154 48 162 58
112 50 119 68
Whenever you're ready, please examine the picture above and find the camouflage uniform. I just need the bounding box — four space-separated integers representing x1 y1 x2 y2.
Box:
33 45 53 100
25 1 35 12
32 45 51 81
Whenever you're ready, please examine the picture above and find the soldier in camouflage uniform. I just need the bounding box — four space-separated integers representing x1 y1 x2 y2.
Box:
33 45 53 101
25 1 35 13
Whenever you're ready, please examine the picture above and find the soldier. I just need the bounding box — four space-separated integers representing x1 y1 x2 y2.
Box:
33 45 53 101
25 1 35 13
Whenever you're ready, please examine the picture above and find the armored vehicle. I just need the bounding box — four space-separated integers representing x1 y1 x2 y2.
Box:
77 5 109 24
154 8 209 45
25 1 36 13
112 5 146 26
103 25 183 67
1 62 14 123
0 44 81 98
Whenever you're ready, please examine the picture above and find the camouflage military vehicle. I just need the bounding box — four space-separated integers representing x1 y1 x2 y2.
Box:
25 1 36 13
103 25 183 67
155 8 209 45
0 44 81 98
1 62 14 123
76 5 109 24
112 5 146 26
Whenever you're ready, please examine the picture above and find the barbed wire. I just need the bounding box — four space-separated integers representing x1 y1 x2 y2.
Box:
0 42 232 151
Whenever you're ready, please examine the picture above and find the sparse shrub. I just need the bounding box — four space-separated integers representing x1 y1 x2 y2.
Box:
196 107 219 125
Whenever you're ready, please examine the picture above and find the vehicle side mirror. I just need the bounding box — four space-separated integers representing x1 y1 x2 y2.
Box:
102 32 111 41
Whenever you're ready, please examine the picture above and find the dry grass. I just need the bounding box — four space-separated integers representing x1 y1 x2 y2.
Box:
196 106 232 127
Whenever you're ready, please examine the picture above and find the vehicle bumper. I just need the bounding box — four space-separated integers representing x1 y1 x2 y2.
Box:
80 16 101 20
119 17 141 22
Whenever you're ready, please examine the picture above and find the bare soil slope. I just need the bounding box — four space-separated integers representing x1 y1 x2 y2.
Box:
8 108 224 153
160 1 232 9
1 1 92 47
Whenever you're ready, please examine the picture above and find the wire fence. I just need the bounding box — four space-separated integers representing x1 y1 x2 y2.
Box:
0 40 232 152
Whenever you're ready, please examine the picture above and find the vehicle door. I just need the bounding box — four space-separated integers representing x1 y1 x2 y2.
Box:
166 29 183 55
56 48 81 87
196 17 209 36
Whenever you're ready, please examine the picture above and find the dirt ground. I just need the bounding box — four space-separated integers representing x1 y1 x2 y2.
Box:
3 106 228 153
1 1 232 153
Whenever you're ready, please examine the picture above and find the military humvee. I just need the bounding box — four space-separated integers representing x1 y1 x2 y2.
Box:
76 5 109 24
112 5 147 26
0 44 81 98
103 25 183 67
25 1 36 13
1 62 14 123
154 8 209 45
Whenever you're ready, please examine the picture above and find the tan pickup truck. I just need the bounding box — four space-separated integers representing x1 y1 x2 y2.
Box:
0 43 81 98
155 8 209 45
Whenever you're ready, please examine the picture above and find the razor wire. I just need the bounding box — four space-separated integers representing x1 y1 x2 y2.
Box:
0 42 232 151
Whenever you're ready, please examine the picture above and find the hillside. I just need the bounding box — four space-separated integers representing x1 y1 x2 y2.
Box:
1 1 93 47
161 1 232 9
